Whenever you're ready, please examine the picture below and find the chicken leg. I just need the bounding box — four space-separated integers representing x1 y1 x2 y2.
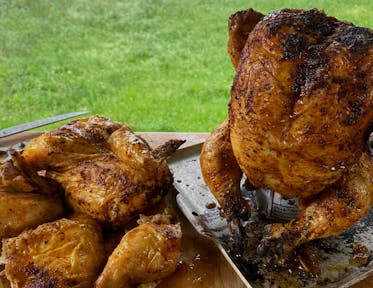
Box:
200 8 264 256
258 150 373 265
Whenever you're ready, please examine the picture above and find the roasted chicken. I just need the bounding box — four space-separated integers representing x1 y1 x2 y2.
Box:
201 8 373 263
1 214 105 288
95 214 182 288
22 115 184 228
227 8 264 70
0 151 63 239
0 115 184 286
258 150 373 265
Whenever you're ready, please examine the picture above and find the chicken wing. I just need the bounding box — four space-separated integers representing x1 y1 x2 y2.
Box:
1 150 58 195
95 214 182 288
1 214 105 288
22 115 184 228
227 8 264 69
21 115 122 170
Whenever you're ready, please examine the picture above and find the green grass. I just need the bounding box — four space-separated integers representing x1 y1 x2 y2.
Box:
1 0 372 132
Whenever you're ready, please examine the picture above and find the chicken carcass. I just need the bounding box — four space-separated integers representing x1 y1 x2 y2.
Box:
22 115 185 228
201 8 373 263
1 214 105 288
95 214 182 288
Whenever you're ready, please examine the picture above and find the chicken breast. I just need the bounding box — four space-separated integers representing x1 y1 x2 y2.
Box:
1 214 105 288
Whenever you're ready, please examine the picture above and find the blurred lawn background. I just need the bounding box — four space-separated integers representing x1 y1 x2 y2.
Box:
1 0 372 132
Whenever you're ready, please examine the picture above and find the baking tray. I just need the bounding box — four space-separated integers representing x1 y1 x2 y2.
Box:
168 143 373 288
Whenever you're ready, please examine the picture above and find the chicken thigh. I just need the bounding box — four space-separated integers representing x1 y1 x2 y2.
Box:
22 115 184 228
201 8 373 262
258 150 373 265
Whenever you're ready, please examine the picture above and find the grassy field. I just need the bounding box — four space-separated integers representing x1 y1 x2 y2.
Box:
1 0 372 132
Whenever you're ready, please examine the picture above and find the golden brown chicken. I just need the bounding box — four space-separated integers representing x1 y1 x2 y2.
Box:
258 150 373 265
0 151 63 239
1 213 105 288
229 8 372 197
201 9 265 254
0 192 63 241
227 8 264 69
22 115 184 228
201 8 373 263
95 214 182 288
1 150 59 195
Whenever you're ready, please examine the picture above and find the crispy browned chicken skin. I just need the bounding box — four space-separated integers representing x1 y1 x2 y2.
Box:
22 115 184 228
0 151 63 239
1 214 105 288
201 8 373 263
95 214 181 288
227 8 264 69
258 150 373 264
230 9 372 197
0 116 184 286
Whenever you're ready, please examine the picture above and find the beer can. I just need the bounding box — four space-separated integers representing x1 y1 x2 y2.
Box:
255 188 300 221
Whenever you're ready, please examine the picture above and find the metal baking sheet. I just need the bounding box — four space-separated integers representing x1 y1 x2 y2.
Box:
168 143 373 288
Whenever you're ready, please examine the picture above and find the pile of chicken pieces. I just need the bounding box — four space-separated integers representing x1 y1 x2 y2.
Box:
0 115 185 288
201 8 372 265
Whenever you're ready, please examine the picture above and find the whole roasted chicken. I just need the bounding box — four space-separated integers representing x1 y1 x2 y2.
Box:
22 115 184 228
201 8 373 263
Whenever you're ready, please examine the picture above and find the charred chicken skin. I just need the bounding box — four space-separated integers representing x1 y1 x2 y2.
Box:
22 115 184 228
201 8 373 263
